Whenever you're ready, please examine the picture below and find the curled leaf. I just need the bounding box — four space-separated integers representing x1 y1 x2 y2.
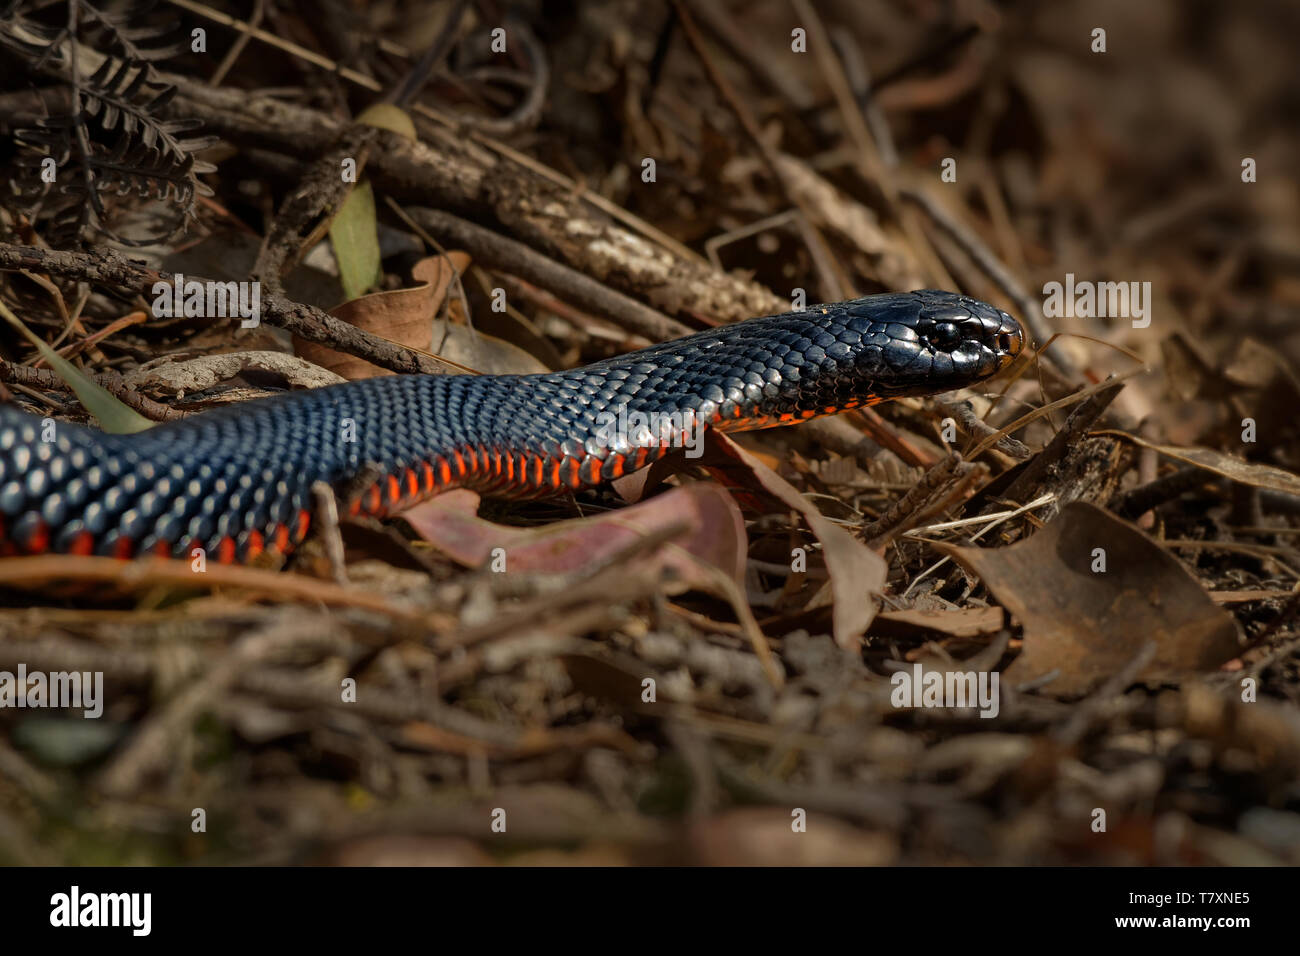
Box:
400 484 747 587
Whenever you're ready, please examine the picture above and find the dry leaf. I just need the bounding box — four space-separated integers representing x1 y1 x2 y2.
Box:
612 430 886 648
697 433 888 649
294 253 467 379
429 321 551 374
936 501 1241 696
400 484 748 587
1105 435 1300 497
872 606 1006 640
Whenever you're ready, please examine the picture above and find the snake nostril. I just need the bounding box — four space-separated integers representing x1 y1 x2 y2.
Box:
998 333 1013 353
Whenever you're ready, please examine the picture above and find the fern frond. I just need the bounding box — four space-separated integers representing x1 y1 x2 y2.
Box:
2 0 217 248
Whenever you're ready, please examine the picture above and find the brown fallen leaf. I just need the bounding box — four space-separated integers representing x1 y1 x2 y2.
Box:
400 484 746 587
935 501 1241 697
871 606 1006 640
1099 433 1300 497
428 321 551 374
294 253 465 379
423 257 552 373
684 432 888 650
401 483 783 687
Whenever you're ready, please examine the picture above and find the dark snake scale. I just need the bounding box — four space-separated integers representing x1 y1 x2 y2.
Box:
0 290 1024 563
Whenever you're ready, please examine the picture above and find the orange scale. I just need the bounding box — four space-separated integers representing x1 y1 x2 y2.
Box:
68 530 95 556
245 530 265 561
23 519 49 554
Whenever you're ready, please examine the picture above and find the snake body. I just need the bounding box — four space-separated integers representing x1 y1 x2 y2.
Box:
0 290 1023 562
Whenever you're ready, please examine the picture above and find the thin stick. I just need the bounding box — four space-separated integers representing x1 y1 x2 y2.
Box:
312 481 349 585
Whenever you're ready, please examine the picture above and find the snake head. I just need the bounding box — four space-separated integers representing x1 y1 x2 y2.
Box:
847 290 1025 398
913 291 1024 383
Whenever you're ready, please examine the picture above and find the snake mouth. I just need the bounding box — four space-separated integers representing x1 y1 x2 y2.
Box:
993 310 1025 371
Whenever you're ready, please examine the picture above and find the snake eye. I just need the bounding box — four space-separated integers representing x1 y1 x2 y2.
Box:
929 321 962 351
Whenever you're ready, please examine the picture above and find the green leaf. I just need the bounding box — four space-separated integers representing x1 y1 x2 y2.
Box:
330 179 382 302
0 299 154 433
356 104 417 140
328 106 413 303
